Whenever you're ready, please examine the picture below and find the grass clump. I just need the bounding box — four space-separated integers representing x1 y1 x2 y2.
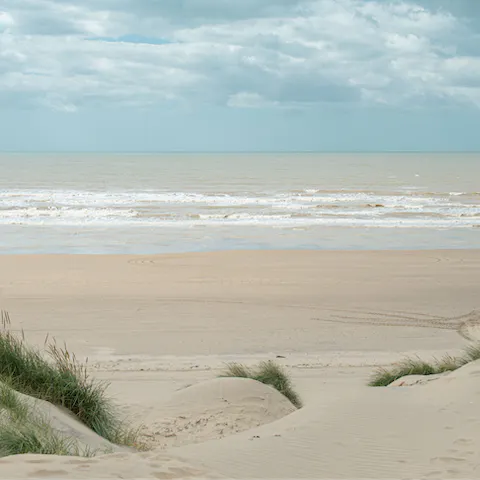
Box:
463 343 480 363
0 382 29 422
0 311 138 448
435 354 466 373
0 420 77 457
368 357 439 387
369 343 480 387
221 360 302 408
0 382 88 457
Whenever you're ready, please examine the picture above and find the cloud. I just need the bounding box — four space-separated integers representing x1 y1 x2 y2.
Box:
1 0 480 111
0 11 15 30
227 92 276 109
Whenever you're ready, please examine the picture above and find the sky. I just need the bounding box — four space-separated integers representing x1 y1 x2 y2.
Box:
1 0 480 152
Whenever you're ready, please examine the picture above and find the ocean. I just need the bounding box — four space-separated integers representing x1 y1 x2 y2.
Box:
0 153 479 254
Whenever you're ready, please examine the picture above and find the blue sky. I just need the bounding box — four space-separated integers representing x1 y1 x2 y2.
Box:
1 0 480 152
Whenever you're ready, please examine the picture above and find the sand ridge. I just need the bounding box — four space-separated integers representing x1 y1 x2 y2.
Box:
172 361 480 479
138 377 297 449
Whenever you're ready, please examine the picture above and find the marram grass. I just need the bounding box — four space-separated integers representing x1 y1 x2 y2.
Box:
369 344 480 387
221 360 302 408
0 382 97 457
0 311 139 449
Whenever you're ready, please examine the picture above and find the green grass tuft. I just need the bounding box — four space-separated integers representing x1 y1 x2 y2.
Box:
0 381 29 421
369 343 480 387
368 357 437 387
221 360 302 408
0 382 86 457
368 368 401 387
0 420 77 457
222 363 252 378
463 343 480 363
0 311 138 448
435 354 465 373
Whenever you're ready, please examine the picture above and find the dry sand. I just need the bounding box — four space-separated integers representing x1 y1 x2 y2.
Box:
0 249 479 479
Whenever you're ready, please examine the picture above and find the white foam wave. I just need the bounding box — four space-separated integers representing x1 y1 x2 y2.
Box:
1 211 479 228
0 207 137 221
1 188 479 228
0 189 471 209
1 190 274 207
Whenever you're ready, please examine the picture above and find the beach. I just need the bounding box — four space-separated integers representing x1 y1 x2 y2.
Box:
3 0 480 474
1 153 480 478
1 250 480 478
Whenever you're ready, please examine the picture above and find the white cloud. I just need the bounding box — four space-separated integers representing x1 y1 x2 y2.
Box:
39 93 78 112
0 11 15 30
1 0 480 111
227 92 277 108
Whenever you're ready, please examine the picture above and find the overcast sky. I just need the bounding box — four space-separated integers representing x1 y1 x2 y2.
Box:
1 0 480 152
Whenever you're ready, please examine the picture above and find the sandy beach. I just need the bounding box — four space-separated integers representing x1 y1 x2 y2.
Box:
1 249 480 478
4 0 480 476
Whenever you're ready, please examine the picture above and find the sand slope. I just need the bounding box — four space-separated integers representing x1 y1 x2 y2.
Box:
0 386 126 456
172 360 480 479
139 377 297 449
3 362 480 479
0 377 296 478
0 250 479 479
0 451 225 479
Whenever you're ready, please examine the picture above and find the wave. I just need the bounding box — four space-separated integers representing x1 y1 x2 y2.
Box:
1 210 479 228
0 207 138 221
1 188 477 208
0 188 478 228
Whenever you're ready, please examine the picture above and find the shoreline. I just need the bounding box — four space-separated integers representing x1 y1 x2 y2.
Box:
2 226 479 254
2 246 480 254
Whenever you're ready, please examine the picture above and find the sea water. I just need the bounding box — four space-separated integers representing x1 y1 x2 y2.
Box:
0 153 479 253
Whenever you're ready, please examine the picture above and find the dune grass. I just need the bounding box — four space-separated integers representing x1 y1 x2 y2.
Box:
369 344 480 387
221 360 302 408
0 311 138 448
0 382 91 457
369 357 442 387
435 354 467 373
0 414 79 457
0 381 29 421
0 424 75 457
463 343 480 363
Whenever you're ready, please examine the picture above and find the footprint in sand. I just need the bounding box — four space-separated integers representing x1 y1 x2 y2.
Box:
453 438 474 446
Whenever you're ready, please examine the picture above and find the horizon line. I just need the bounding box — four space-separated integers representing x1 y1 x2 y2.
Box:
1 150 480 155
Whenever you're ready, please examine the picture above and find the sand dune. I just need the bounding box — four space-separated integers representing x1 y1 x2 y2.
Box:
3 361 480 479
0 250 479 478
138 377 297 449
173 360 480 479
